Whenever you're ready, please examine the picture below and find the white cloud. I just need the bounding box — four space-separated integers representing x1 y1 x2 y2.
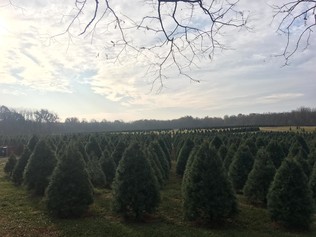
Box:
0 0 315 121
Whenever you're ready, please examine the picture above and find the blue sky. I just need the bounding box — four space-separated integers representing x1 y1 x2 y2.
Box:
0 0 315 122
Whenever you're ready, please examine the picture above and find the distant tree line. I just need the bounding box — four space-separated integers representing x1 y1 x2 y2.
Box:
1 105 316 135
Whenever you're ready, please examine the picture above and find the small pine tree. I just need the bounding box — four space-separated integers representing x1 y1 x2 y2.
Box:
87 155 106 188
309 163 316 208
223 144 237 172
12 147 32 185
112 142 160 220
100 151 116 188
182 142 237 223
24 140 57 196
176 138 194 176
267 158 313 229
111 140 126 165
85 136 102 158
4 154 17 177
210 136 223 150
46 143 94 218
266 140 285 169
228 145 254 192
243 149 276 205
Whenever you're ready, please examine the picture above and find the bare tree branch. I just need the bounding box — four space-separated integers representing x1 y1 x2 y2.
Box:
272 0 316 64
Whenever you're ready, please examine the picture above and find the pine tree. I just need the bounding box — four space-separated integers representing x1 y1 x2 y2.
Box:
12 146 32 185
4 154 17 177
100 151 116 188
243 149 276 205
176 138 194 176
87 155 106 188
112 142 160 220
85 136 102 159
46 143 94 218
266 140 285 169
267 158 313 229
309 163 316 208
111 140 126 165
210 136 223 150
24 139 57 196
223 144 237 172
182 142 237 223
228 145 254 192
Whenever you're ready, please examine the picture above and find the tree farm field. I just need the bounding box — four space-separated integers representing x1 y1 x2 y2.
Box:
0 158 315 237
260 126 316 133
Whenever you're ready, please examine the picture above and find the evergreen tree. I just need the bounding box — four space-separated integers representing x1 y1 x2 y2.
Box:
112 142 160 220
46 143 94 218
100 151 116 188
223 144 237 172
24 139 57 196
228 145 254 192
4 154 17 177
150 141 170 180
243 149 276 205
266 140 285 169
87 155 107 188
210 136 223 150
267 158 313 229
12 146 32 185
182 142 237 223
111 140 126 165
85 136 102 159
218 145 228 161
27 135 39 152
310 163 316 208
146 147 164 189
176 138 194 176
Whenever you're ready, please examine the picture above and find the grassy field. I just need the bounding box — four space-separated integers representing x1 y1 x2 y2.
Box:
0 158 315 237
260 126 316 133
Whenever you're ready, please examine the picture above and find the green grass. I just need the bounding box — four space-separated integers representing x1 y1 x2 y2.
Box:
0 158 315 237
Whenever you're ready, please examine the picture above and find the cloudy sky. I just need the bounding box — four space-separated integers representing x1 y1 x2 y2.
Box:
0 0 315 122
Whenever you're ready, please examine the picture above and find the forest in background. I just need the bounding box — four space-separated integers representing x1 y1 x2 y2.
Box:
1 105 316 135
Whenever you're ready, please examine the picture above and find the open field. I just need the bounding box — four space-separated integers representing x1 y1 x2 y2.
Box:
0 158 315 237
260 126 316 133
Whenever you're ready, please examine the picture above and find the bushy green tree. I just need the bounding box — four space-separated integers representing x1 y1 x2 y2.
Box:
266 140 285 169
27 135 39 152
112 142 160 220
85 136 102 158
87 155 106 188
100 151 116 188
228 145 254 192
223 144 237 172
267 158 313 229
182 142 237 223
309 163 316 208
150 141 170 180
12 147 31 185
46 143 94 218
4 154 17 177
146 147 164 189
243 149 276 205
24 140 57 196
111 140 126 165
210 136 223 150
176 138 194 176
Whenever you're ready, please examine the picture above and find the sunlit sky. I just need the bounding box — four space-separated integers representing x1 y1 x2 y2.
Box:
0 0 315 122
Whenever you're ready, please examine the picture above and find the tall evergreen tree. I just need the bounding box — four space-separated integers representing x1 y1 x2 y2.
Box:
12 146 32 185
87 155 107 188
243 149 276 205
309 163 316 208
46 143 94 218
24 139 57 196
4 154 17 177
176 138 195 176
112 142 160 220
223 144 237 172
228 145 254 192
266 140 285 169
100 150 116 188
85 136 102 159
111 140 126 165
267 158 313 229
182 142 237 223
210 136 223 150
